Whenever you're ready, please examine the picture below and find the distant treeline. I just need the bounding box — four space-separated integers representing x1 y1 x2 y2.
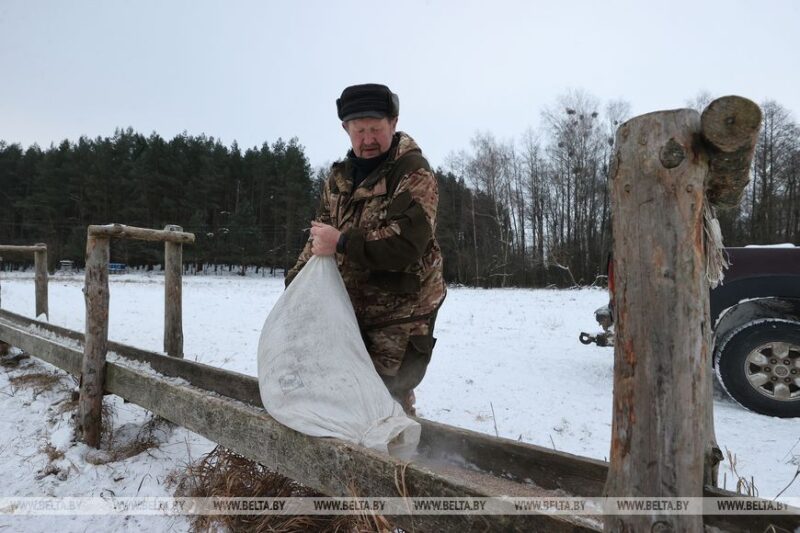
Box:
0 130 317 273
2 92 798 287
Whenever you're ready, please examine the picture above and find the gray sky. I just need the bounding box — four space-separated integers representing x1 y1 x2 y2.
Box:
2 0 798 169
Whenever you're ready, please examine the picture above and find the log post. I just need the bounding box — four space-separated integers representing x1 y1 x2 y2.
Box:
79 235 110 448
0 255 6 356
163 225 184 358
0 256 5 356
701 96 762 208
604 110 709 532
34 243 48 319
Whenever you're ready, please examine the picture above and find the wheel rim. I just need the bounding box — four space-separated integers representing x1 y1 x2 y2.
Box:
745 341 800 402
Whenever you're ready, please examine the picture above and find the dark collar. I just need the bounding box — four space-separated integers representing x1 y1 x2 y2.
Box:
346 133 400 190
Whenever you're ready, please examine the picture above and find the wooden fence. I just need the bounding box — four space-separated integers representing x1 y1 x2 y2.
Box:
1 309 796 532
0 243 48 356
81 223 194 447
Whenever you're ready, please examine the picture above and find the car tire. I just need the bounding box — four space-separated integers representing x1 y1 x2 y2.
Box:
715 320 800 418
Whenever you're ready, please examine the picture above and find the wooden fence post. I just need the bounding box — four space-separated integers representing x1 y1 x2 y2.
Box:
604 97 760 532
0 254 6 355
605 109 708 532
80 235 110 448
163 225 184 358
0 244 49 321
34 243 48 319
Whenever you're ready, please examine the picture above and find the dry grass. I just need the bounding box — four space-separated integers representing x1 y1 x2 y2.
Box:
53 396 79 416
9 372 61 396
41 442 65 462
724 448 759 497
172 445 394 533
85 412 172 465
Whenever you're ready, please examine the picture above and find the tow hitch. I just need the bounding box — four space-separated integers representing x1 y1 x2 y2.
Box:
579 331 614 347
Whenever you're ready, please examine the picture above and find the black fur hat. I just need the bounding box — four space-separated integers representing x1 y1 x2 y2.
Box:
336 83 399 121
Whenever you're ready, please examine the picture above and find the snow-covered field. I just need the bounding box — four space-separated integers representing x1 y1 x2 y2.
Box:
1 271 799 532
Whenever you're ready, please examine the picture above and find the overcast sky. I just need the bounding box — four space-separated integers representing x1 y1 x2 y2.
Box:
2 0 798 169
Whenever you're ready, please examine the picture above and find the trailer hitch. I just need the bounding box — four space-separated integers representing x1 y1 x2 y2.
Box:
579 331 613 347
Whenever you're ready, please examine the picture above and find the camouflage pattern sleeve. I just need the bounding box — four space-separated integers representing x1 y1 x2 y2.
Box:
344 168 437 271
284 178 333 287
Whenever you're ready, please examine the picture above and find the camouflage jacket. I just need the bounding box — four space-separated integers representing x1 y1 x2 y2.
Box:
286 132 446 330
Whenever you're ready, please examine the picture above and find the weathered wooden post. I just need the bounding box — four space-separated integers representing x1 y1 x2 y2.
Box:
80 234 110 448
34 243 48 319
0 255 5 356
0 244 49 321
604 96 760 532
78 223 194 447
163 225 184 358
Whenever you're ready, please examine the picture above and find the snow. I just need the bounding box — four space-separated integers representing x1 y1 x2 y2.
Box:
1 271 799 531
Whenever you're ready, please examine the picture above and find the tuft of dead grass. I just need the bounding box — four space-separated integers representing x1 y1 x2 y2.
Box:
41 442 65 462
53 397 79 416
85 413 172 465
9 372 61 397
171 445 394 533
724 448 759 497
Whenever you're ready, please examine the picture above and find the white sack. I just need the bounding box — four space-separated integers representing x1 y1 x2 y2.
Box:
257 255 420 457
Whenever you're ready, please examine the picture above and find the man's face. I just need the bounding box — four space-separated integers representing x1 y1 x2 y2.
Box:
343 117 397 158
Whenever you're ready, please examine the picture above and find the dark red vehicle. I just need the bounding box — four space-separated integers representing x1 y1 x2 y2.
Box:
581 246 800 418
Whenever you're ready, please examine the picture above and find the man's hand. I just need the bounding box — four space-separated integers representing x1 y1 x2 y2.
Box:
310 221 341 256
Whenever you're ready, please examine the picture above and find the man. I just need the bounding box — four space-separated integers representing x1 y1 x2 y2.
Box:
285 83 446 416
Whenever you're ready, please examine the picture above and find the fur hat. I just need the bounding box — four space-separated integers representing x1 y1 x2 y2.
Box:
336 83 399 121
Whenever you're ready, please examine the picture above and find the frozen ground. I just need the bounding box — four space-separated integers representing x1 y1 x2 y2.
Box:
0 271 799 531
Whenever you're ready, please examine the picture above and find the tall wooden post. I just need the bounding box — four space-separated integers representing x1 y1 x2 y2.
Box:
604 96 760 532
605 109 708 532
80 235 110 448
163 225 184 358
0 256 6 356
0 244 49 320
34 243 48 319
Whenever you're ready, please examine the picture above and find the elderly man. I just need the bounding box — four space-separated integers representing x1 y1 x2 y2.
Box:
286 83 446 415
